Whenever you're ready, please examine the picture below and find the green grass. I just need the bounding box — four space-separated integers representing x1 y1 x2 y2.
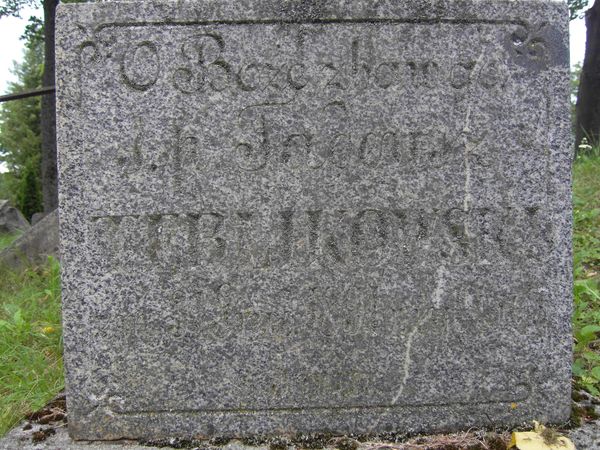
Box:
572 147 600 395
0 256 63 437
0 232 21 252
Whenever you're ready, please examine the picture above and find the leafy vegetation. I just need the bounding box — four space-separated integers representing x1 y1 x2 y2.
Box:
0 0 40 18
572 146 600 395
0 256 63 437
0 173 10 199
569 0 590 20
0 231 21 251
0 20 43 221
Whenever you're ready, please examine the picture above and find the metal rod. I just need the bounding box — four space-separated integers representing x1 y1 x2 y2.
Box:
0 86 55 103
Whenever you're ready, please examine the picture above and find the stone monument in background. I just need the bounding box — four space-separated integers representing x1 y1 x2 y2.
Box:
56 0 572 441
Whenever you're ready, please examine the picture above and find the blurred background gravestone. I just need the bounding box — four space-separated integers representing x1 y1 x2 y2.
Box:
0 199 30 234
0 209 58 268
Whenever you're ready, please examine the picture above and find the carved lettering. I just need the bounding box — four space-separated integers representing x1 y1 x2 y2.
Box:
89 207 552 270
87 29 513 94
120 41 160 91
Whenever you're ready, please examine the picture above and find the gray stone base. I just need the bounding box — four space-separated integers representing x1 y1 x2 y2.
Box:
0 424 156 450
3 418 596 450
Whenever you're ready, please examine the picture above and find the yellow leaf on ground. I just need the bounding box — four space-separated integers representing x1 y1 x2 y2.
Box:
509 422 576 450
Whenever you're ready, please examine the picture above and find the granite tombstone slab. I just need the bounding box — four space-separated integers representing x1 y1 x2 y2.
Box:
56 0 572 441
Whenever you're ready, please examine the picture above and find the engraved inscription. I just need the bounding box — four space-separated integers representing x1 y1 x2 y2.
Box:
509 23 549 66
121 41 160 91
89 207 553 270
81 26 514 95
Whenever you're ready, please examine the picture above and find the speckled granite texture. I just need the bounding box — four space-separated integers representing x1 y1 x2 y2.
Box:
55 0 572 441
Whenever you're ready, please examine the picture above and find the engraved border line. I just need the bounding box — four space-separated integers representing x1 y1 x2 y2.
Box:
95 17 525 33
113 391 531 417
112 379 532 416
85 12 531 412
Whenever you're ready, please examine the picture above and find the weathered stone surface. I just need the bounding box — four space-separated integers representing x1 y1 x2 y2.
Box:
32 212 48 226
0 209 59 268
568 392 600 449
0 199 30 234
56 0 572 441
